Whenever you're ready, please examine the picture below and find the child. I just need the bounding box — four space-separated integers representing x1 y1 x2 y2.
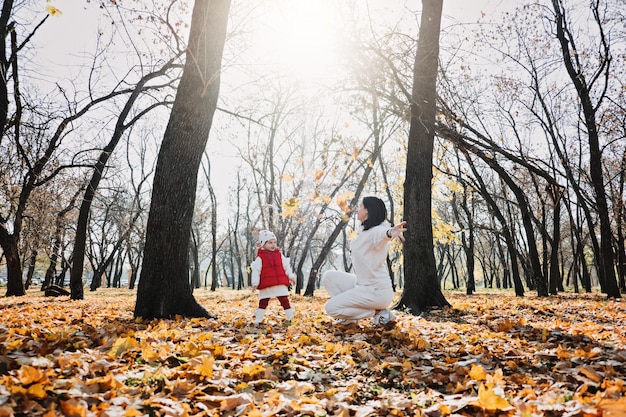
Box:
250 230 296 325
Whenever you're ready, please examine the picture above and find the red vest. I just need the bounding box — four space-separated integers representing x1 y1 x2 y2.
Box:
257 248 290 289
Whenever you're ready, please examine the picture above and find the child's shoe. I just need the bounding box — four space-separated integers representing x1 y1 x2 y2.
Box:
254 308 265 325
284 308 295 325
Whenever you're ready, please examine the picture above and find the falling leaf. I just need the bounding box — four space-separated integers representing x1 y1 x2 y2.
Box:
45 5 62 16
281 197 300 218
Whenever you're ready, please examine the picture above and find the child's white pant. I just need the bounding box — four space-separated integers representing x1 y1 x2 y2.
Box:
322 271 394 320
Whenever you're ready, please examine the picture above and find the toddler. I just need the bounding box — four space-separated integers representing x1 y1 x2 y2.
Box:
250 230 296 325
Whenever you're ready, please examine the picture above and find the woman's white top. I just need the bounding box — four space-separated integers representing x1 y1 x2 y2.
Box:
351 222 393 290
250 251 296 299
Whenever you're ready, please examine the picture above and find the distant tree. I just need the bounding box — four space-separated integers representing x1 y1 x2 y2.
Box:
0 5 133 296
134 0 231 319
395 0 450 314
551 0 620 298
69 56 180 300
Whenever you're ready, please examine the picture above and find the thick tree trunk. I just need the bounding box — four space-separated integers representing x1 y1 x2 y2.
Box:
134 0 231 319
396 0 450 314
1 234 24 296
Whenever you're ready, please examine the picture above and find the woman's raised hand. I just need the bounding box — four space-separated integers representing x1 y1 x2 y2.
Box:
389 221 407 242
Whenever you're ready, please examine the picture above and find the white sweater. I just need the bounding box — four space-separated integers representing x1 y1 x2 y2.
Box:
350 222 393 289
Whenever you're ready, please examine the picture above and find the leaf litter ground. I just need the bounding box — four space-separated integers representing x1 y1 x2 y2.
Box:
0 289 625 416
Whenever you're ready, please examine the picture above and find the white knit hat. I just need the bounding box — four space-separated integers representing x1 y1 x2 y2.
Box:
259 230 277 246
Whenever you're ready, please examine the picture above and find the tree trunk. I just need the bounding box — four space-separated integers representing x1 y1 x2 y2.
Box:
396 0 450 314
548 187 563 295
24 250 37 290
134 0 231 319
1 234 24 296
617 149 626 292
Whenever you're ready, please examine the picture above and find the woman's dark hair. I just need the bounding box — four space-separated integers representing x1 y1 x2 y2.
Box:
361 196 388 230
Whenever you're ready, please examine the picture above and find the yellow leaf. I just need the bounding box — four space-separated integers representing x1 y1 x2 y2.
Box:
474 383 511 411
486 368 505 387
468 364 487 381
45 5 62 16
26 383 47 400
241 363 266 380
314 170 325 183
124 408 143 417
195 355 214 379
141 342 169 362
352 147 359 160
281 197 300 218
108 336 137 359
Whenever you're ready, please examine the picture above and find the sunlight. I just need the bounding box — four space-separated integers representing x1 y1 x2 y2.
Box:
253 0 343 83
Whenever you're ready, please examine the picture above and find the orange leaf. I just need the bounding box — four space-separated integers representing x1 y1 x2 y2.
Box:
124 408 144 417
579 366 603 383
17 365 44 385
60 399 88 417
596 396 626 417
26 383 47 400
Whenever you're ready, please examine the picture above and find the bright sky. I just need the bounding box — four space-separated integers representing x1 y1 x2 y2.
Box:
36 0 509 84
34 0 515 217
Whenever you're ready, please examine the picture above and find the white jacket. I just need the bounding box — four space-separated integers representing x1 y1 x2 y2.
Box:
350 222 393 289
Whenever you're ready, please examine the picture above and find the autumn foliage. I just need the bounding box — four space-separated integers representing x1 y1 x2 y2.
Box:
0 289 625 416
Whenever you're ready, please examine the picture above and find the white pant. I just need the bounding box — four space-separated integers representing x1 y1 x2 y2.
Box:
322 271 394 320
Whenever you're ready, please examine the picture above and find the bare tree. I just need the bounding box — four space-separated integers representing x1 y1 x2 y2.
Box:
551 0 620 298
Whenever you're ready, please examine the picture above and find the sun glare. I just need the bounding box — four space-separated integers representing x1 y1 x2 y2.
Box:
253 1 342 83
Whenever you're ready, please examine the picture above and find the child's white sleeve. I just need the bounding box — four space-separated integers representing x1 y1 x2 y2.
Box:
282 255 296 281
250 257 262 287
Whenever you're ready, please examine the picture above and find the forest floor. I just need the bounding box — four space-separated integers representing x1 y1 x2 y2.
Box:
0 288 625 416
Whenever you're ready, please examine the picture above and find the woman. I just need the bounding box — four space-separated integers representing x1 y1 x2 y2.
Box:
322 196 407 326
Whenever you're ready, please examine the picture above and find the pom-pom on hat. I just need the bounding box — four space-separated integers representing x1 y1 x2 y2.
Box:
259 230 277 246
